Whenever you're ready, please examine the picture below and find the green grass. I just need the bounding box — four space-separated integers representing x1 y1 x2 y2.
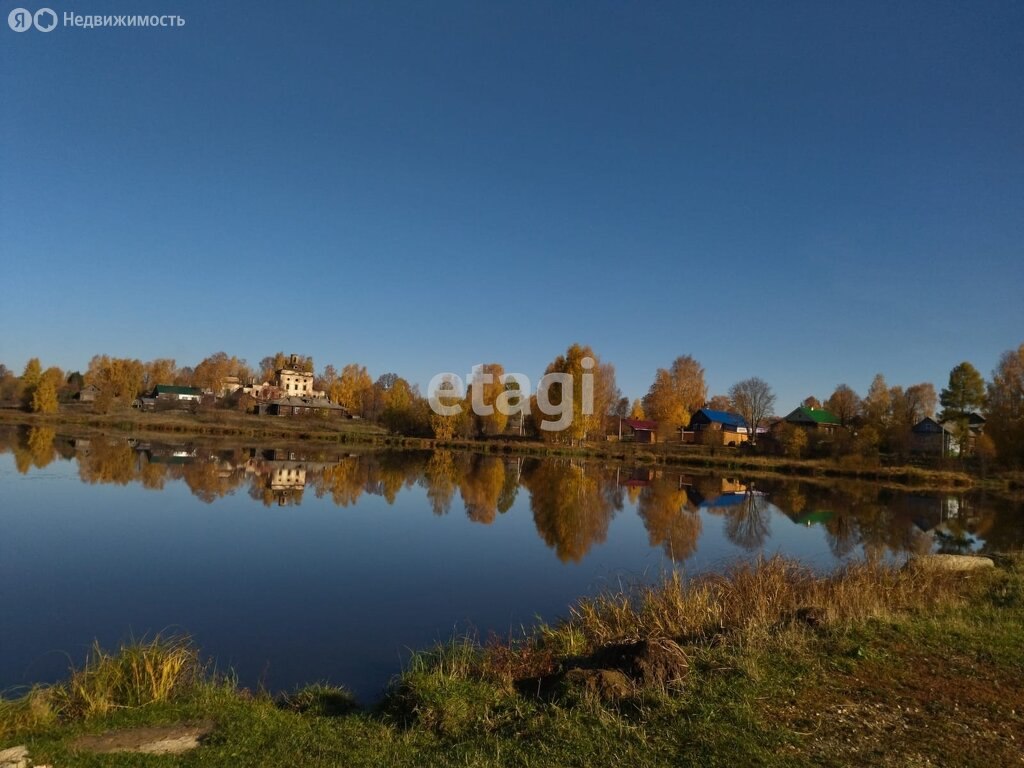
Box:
0 405 389 445
2 556 1022 766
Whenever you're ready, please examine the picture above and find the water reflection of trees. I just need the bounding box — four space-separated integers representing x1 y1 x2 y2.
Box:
78 439 137 485
684 477 771 551
421 451 457 515
26 427 57 470
761 479 1015 558
636 474 701 562
316 456 372 507
522 459 622 563
304 451 427 508
3 426 60 473
459 455 507 524
2 425 1023 559
723 494 773 551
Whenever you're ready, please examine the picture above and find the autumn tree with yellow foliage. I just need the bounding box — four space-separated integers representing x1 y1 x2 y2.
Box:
85 355 145 404
642 355 707 437
466 363 510 437
538 343 617 443
20 359 63 413
193 352 250 395
143 358 178 391
428 374 471 440
330 364 373 416
20 358 42 410
31 377 59 414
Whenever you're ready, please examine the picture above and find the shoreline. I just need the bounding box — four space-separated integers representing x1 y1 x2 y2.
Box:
2 408 1020 494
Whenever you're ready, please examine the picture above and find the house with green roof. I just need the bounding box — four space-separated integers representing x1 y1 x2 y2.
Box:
783 405 842 435
153 384 203 401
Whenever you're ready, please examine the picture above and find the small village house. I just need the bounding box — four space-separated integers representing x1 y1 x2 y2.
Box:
242 382 283 403
911 413 986 456
684 408 751 446
218 376 243 398
783 405 841 435
133 384 204 412
910 417 960 457
241 353 347 417
622 418 658 444
75 384 100 403
257 396 348 418
276 354 325 398
153 384 203 403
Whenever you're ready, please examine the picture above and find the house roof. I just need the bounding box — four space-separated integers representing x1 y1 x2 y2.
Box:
154 384 203 396
623 418 658 431
912 417 955 434
692 408 749 429
699 493 747 509
270 396 347 411
786 406 840 425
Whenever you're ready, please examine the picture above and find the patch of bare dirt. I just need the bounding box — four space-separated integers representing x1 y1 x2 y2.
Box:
70 721 214 755
771 646 1024 766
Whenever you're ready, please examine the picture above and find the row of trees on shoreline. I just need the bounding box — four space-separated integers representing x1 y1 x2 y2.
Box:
1 341 1022 465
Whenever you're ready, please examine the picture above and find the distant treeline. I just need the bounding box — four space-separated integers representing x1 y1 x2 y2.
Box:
1 341 1022 466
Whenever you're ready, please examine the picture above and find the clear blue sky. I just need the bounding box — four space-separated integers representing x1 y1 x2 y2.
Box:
2 0 1022 410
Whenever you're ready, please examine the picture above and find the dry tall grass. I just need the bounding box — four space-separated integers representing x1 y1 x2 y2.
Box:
52 635 203 718
1 635 203 739
402 557 988 695
0 687 57 741
558 557 980 651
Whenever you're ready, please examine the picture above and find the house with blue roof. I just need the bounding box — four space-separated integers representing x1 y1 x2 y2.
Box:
685 408 750 446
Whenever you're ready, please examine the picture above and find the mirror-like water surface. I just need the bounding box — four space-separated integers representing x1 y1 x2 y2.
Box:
2 427 1021 700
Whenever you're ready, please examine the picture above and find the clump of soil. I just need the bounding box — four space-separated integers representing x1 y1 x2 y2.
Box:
519 637 690 703
589 638 689 689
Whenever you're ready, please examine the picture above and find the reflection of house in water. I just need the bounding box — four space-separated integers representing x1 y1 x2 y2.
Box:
682 480 772 551
790 510 834 527
906 494 965 533
618 467 658 488
132 441 199 465
905 494 989 552
685 478 752 511
146 448 198 465
719 478 747 495
269 465 306 491
695 493 747 512
244 448 331 507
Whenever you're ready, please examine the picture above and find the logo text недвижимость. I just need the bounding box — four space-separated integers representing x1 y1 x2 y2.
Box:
8 8 185 32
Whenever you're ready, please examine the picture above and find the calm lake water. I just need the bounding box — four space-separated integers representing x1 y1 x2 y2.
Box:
2 426 1022 701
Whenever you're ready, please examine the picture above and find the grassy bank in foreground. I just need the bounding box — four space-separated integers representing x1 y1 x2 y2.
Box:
2 556 1023 767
